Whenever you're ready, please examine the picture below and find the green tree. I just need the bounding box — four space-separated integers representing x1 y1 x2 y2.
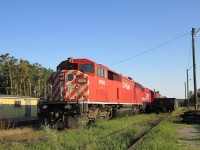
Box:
19 59 29 96
0 53 18 95
0 53 54 97
0 57 6 94
188 88 200 106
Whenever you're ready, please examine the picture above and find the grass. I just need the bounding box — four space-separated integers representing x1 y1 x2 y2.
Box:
135 120 183 150
0 127 33 138
135 107 196 150
2 113 160 150
29 115 151 150
0 127 42 150
1 108 191 150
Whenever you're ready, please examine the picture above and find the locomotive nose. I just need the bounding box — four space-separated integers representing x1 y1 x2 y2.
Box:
63 70 89 101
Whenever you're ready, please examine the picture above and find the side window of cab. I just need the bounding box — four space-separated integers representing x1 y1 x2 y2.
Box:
97 67 106 78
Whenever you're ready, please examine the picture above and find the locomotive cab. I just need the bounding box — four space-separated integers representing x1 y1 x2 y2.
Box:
57 57 95 75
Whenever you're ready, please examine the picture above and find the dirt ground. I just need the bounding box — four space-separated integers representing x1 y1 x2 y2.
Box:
0 130 42 148
176 125 200 150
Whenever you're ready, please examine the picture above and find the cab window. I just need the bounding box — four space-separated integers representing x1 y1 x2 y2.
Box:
97 67 106 78
80 64 94 72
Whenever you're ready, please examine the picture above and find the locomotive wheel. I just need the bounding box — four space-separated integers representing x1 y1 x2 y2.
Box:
133 107 140 114
52 119 65 130
66 116 78 128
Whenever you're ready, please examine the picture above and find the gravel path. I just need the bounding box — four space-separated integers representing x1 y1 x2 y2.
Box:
177 125 200 150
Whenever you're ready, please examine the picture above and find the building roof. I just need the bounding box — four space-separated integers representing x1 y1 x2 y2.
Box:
0 95 38 99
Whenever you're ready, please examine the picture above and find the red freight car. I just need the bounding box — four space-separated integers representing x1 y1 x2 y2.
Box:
155 91 162 98
38 58 143 128
142 88 154 104
134 83 144 107
143 88 156 113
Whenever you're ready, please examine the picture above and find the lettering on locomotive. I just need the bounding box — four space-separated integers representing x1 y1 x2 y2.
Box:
142 94 150 101
122 82 130 90
99 79 105 85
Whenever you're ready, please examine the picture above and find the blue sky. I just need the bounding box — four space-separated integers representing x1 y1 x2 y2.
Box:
0 0 200 98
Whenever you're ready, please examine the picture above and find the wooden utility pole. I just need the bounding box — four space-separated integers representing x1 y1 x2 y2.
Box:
184 82 187 104
186 69 189 108
192 28 198 110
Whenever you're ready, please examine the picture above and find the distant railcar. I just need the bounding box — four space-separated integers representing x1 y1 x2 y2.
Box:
154 98 177 113
0 95 38 129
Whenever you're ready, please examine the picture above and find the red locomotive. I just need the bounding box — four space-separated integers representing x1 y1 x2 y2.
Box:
38 57 164 128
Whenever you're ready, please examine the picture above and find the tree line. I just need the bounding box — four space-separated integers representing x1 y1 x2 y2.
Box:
187 89 200 106
0 53 54 97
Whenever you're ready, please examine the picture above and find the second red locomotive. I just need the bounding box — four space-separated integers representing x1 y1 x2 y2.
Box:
38 57 162 128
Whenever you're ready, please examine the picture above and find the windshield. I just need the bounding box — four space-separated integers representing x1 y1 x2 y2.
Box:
80 64 94 72
57 62 78 71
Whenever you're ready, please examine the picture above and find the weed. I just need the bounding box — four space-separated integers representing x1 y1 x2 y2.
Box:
41 123 59 149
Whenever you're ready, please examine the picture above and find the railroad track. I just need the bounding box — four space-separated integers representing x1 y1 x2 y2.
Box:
127 110 181 150
127 108 189 150
77 113 169 149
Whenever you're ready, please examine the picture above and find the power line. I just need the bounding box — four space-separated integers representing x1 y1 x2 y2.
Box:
109 32 190 66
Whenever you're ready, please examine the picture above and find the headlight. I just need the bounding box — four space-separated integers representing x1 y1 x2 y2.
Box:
42 105 48 109
66 74 74 81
